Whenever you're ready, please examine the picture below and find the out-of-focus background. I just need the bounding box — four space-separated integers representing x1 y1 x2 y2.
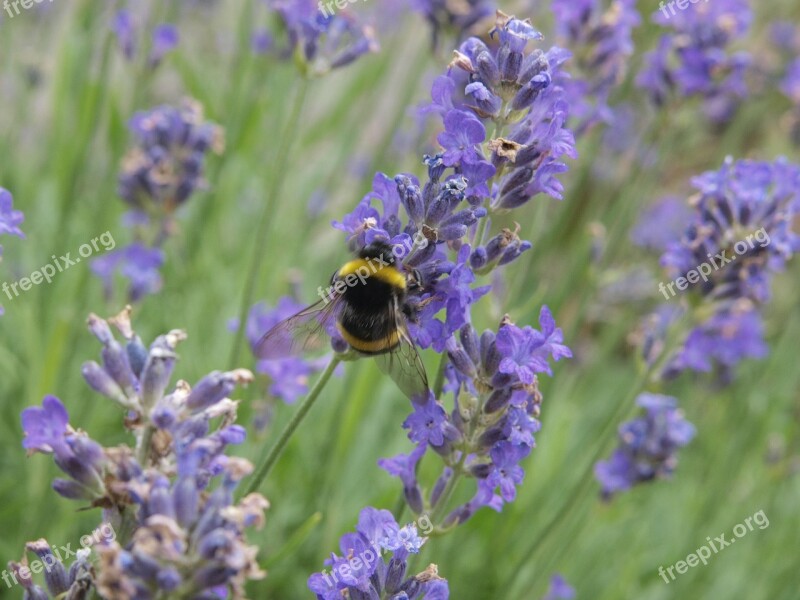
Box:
1 0 799 598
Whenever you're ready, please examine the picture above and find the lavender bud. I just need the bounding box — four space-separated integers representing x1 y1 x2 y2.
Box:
186 371 235 411
156 568 182 591
511 72 551 111
484 387 513 413
140 343 178 410
470 247 488 269
499 240 532 266
26 540 69 596
404 483 424 514
101 340 136 395
127 335 148 378
430 468 453 507
478 424 506 449
476 51 500 86
173 477 199 528
446 338 476 378
396 176 424 224
82 361 133 408
385 557 407 594
52 479 94 500
517 49 547 85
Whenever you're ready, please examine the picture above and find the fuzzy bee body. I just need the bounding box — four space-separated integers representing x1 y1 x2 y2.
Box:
255 241 428 398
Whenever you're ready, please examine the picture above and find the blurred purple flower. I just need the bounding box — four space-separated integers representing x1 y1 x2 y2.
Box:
637 0 752 123
552 0 641 136
631 196 694 252
542 573 575 600
91 243 164 302
595 393 695 498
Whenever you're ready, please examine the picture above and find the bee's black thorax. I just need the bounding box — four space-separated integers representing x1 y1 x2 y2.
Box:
334 241 408 354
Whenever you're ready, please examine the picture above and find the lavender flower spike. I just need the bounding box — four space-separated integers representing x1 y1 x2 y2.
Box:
595 393 695 498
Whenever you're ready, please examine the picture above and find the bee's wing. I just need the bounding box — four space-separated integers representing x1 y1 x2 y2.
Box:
254 297 342 359
373 304 429 400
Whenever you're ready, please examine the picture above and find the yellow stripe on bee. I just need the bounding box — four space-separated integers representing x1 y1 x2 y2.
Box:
337 323 400 353
338 258 406 290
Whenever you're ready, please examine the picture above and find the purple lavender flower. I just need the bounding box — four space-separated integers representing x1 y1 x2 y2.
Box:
22 395 107 501
149 24 179 68
403 392 461 447
251 28 274 54
21 308 267 597
111 10 179 67
780 58 800 145
666 302 768 378
630 196 694 252
438 110 487 167
380 308 570 526
91 243 164 303
93 100 222 302
326 13 574 538
595 393 695 498
551 0 641 136
268 0 378 75
432 13 577 211
308 506 448 599
637 0 752 123
111 10 137 60
495 306 572 382
8 544 92 600
542 573 575 600
648 158 800 376
631 158 800 380
118 99 223 214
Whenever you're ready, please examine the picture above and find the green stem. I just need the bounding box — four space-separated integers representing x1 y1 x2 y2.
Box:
136 423 155 467
432 354 449 398
228 78 310 370
243 356 340 495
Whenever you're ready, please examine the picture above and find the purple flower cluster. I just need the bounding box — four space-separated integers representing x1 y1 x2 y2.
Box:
429 11 577 208
0 187 25 315
648 158 800 377
314 14 575 541
20 308 268 598
92 100 223 302
266 0 379 75
551 0 641 136
308 507 449 599
381 308 571 525
7 540 93 600
595 393 695 498
111 10 179 68
295 14 575 590
117 100 224 215
637 0 752 123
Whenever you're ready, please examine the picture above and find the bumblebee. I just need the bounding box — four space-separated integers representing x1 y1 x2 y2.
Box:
255 241 429 398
